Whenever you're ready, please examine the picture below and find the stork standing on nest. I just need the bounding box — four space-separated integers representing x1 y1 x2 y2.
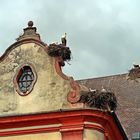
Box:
61 33 67 46
133 63 140 69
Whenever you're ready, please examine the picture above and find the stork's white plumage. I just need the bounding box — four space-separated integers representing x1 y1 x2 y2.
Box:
61 33 67 46
101 87 107 93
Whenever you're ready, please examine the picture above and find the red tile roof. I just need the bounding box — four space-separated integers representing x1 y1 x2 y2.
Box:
78 73 140 139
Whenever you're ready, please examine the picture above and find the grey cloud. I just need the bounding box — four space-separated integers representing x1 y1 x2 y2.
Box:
0 0 140 79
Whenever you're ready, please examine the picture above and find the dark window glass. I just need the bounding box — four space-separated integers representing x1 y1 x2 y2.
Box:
132 132 140 140
17 66 34 94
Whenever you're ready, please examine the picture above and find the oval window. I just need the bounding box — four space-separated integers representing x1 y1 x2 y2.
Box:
15 65 36 96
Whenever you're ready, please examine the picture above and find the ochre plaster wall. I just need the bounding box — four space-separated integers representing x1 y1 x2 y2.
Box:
0 132 61 140
83 129 104 140
0 43 72 115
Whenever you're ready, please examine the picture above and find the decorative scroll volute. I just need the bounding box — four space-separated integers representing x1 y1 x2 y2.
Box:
67 79 80 103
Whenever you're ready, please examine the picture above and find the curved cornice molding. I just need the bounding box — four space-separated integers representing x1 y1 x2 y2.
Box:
0 38 47 63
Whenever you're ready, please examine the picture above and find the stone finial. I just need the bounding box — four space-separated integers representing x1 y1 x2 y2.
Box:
28 21 33 27
16 21 40 41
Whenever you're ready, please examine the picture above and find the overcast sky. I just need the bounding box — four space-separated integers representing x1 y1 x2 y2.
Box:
0 0 140 80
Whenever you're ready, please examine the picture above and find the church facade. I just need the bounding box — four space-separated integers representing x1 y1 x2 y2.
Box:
0 21 128 140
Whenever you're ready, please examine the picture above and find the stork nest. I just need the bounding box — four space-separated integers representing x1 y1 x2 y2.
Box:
79 90 117 112
48 43 71 62
128 67 140 80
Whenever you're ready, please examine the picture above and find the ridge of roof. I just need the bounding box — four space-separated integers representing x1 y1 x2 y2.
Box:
77 73 127 81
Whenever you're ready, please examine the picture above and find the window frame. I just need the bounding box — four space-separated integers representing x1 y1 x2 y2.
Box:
14 63 37 96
